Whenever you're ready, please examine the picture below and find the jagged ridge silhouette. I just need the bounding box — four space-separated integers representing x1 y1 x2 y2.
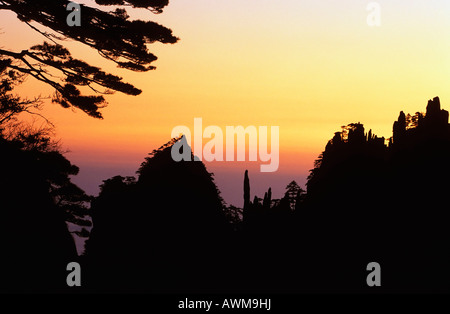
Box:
1 97 450 293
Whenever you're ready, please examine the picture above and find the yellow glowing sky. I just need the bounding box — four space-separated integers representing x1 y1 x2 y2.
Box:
2 0 450 205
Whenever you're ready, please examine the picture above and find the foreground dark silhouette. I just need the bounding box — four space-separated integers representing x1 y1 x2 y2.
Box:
1 96 450 293
82 97 450 293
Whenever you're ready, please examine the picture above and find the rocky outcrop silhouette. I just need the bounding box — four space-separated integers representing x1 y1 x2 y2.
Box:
237 97 450 292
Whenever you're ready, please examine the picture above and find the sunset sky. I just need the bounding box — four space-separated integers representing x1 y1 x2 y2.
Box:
2 0 450 205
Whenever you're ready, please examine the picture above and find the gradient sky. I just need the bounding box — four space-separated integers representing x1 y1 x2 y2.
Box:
2 0 450 206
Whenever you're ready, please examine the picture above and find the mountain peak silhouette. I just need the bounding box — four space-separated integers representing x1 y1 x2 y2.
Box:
85 136 230 292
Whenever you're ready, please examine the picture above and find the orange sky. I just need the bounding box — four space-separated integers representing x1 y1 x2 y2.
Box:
2 0 450 205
